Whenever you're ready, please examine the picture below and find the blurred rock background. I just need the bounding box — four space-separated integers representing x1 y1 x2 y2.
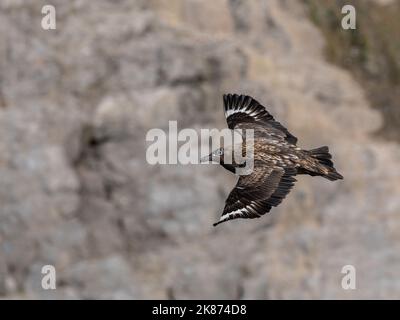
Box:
0 0 399 299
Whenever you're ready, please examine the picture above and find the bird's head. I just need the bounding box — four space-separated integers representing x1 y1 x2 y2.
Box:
201 144 250 174
200 148 225 164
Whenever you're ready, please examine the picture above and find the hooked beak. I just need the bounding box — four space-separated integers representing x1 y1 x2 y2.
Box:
200 154 212 163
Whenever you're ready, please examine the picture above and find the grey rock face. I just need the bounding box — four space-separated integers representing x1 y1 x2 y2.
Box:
0 0 399 299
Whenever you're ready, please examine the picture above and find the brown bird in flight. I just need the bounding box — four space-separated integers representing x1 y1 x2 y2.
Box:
202 94 343 226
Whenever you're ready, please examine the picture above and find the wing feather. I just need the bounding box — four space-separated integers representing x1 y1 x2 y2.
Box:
214 166 297 226
223 93 297 145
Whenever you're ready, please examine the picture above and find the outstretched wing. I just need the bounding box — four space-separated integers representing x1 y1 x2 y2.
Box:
223 93 297 145
214 166 297 226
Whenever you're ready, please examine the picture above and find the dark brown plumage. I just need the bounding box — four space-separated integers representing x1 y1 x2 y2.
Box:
204 93 343 226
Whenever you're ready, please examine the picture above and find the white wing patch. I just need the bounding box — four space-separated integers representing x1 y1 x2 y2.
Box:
215 202 261 226
225 107 261 119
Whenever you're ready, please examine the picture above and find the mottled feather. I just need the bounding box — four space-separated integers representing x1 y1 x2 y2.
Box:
211 93 343 226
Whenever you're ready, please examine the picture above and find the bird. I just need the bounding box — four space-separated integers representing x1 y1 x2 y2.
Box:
201 93 343 227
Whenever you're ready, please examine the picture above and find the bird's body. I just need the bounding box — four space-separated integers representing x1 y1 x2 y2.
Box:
204 93 343 226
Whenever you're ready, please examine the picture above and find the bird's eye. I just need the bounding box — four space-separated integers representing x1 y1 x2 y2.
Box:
218 149 223 155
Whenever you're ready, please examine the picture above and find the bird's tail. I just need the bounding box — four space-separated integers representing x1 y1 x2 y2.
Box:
308 146 343 181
